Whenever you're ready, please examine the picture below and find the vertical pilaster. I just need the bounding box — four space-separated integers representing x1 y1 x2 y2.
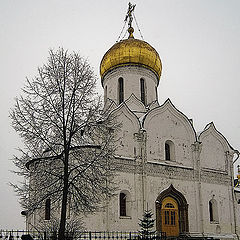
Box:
192 141 203 234
141 129 147 213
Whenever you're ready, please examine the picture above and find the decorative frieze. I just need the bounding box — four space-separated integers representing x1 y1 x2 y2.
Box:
200 169 231 185
112 157 231 186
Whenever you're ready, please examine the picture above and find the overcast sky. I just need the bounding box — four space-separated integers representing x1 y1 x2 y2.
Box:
0 0 240 229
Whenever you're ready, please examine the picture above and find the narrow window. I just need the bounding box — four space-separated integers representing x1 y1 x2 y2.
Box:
104 85 107 103
165 143 170 160
155 86 158 100
165 140 175 161
118 77 124 104
140 78 146 105
120 192 126 216
45 199 51 220
209 199 219 222
209 201 213 222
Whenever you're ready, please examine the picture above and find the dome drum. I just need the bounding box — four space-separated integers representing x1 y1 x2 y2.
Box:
102 66 158 106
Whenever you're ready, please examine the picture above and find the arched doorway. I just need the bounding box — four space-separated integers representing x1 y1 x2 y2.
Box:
161 197 179 236
156 185 189 237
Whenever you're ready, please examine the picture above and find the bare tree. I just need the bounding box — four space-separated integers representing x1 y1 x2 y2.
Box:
10 48 117 240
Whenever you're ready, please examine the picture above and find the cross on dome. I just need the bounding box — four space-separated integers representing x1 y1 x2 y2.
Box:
125 2 136 38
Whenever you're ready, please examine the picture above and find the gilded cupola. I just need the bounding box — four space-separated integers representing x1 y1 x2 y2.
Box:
100 27 162 84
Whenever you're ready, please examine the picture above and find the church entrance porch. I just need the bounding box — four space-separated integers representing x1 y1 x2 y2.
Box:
156 185 189 237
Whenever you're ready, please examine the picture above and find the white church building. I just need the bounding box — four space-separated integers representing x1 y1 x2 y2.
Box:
25 5 240 239
82 11 240 239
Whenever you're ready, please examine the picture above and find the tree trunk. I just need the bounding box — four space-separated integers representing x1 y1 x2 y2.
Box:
58 152 69 240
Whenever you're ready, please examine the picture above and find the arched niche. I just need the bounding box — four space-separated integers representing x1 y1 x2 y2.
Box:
111 103 140 158
155 184 189 235
199 122 233 171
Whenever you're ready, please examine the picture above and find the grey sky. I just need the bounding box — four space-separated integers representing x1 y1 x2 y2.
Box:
0 0 240 229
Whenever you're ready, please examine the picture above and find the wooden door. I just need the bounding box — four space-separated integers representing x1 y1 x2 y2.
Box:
161 197 179 237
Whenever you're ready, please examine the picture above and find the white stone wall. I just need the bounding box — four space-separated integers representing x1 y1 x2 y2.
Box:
84 172 238 238
84 171 143 231
201 183 234 235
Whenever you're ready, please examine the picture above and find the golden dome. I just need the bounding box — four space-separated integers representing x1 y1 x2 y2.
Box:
100 34 162 83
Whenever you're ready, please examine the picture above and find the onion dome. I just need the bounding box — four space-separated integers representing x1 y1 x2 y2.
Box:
100 27 162 84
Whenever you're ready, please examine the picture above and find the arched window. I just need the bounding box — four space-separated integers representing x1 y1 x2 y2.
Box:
104 85 107 103
119 190 131 217
165 143 170 160
209 201 213 221
118 77 124 104
120 192 126 216
140 78 146 105
209 199 219 222
165 140 175 161
45 198 51 220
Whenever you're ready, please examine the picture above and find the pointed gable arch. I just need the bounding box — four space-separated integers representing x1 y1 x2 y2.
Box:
143 99 196 141
199 122 233 151
111 103 140 158
111 102 140 130
142 99 196 165
103 98 118 114
125 93 146 112
124 93 147 118
156 184 188 209
199 122 233 171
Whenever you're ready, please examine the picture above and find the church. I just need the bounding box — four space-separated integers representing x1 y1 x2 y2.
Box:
24 4 240 239
83 4 240 239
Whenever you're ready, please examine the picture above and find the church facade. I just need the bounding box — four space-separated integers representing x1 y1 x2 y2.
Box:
83 23 240 239
24 7 240 239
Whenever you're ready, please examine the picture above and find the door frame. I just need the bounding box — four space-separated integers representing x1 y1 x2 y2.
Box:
156 184 189 235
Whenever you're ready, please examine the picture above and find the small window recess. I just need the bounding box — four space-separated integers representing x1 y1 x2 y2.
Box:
45 198 51 220
209 198 219 223
140 78 146 105
118 77 124 104
104 85 107 103
165 140 175 161
119 190 132 218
